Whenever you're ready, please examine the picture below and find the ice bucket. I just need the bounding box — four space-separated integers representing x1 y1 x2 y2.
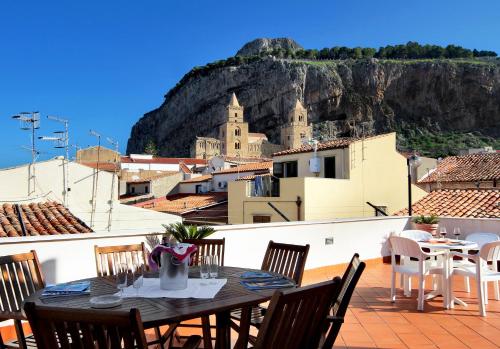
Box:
159 252 189 290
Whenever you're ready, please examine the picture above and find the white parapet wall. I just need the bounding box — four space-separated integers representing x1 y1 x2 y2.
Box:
436 217 500 239
0 217 411 284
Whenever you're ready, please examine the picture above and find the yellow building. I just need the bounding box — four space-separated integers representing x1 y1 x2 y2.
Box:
228 133 428 224
280 100 312 150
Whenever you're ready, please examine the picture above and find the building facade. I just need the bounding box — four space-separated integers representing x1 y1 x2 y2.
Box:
228 133 428 224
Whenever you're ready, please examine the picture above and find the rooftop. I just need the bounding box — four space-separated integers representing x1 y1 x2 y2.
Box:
272 133 390 157
180 174 213 184
235 173 272 181
0 202 93 237
395 189 500 218
121 156 207 166
133 192 227 214
120 170 179 183
212 162 272 175
419 153 500 184
77 161 120 173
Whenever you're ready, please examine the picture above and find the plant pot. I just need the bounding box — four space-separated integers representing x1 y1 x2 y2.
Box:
414 223 439 236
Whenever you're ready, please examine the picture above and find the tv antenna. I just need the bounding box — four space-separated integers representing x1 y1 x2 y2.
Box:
39 115 70 206
106 137 119 231
12 111 40 195
89 130 102 228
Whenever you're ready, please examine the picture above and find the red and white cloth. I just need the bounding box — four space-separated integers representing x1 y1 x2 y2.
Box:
149 243 197 270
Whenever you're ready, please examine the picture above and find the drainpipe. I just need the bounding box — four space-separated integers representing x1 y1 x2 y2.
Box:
296 196 302 221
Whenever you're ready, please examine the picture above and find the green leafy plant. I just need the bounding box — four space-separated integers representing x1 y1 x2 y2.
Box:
162 222 215 242
413 214 439 224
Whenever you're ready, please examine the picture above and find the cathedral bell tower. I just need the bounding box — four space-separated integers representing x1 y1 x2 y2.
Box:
219 93 249 157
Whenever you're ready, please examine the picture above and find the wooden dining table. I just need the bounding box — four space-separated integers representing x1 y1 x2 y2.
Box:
25 266 290 349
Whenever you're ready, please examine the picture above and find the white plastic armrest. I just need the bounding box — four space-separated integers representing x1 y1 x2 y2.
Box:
450 251 478 261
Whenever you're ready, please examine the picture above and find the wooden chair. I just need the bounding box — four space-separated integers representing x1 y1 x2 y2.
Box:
176 238 225 349
94 243 148 277
252 278 342 349
230 240 310 345
320 253 366 348
0 250 45 349
94 243 171 348
23 303 201 349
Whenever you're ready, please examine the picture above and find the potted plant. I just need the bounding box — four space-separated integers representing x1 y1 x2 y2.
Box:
413 214 439 236
162 222 216 243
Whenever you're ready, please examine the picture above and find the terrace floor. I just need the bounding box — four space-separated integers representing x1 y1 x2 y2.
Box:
302 261 500 349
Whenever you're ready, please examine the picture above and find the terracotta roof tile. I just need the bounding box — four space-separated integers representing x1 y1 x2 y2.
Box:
121 156 207 165
395 189 500 218
235 173 272 181
179 162 192 174
419 153 500 184
212 162 272 175
180 175 212 184
0 202 93 237
272 133 393 157
134 193 227 214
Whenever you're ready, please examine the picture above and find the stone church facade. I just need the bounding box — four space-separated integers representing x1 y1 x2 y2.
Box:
192 93 311 159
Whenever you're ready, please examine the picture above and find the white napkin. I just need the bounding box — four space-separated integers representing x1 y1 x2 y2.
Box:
117 278 227 299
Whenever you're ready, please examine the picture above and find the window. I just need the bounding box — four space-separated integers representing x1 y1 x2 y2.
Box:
196 185 202 193
234 112 237 118
235 127 241 136
274 161 297 178
253 215 271 223
324 157 336 178
131 187 135 194
299 114 303 122
222 131 225 137
145 186 149 194
235 141 241 150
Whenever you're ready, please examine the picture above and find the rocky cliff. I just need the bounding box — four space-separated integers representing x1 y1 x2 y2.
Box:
127 44 500 158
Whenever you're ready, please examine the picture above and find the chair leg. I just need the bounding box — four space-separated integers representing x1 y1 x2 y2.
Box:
201 316 213 349
484 282 489 304
494 281 500 301
14 320 27 349
391 271 396 302
478 279 486 317
417 275 425 311
464 276 470 293
154 326 165 349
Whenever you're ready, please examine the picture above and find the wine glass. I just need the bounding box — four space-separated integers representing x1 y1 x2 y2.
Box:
439 227 447 240
132 263 144 297
116 263 128 297
209 255 219 284
200 256 210 285
453 227 461 240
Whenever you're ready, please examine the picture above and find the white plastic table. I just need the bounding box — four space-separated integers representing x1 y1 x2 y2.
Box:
418 239 478 309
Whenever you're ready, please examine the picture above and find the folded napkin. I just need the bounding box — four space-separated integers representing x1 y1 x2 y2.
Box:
240 278 295 291
240 271 275 279
149 243 198 271
41 281 90 298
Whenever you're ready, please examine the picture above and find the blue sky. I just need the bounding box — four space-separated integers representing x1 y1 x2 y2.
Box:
1 0 499 167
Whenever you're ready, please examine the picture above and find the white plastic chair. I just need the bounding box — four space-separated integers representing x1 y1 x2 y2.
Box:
399 230 435 296
390 236 445 311
451 240 500 316
455 232 500 293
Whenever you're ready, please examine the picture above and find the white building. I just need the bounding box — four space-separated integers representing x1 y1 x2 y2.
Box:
121 154 206 172
0 158 180 232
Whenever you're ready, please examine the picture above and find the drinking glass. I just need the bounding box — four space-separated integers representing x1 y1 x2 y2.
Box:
209 255 219 278
453 227 461 240
132 263 144 297
116 263 128 297
439 227 447 240
200 256 210 283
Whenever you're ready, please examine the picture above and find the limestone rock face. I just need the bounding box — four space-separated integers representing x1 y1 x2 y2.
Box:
126 57 500 157
236 38 303 57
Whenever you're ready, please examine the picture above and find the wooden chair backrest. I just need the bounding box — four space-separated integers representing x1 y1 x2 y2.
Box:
254 278 341 349
94 243 148 277
183 238 225 267
322 253 366 348
24 302 148 349
261 240 309 286
0 250 45 317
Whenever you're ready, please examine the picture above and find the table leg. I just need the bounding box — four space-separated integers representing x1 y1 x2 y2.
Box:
215 311 231 349
234 307 251 349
